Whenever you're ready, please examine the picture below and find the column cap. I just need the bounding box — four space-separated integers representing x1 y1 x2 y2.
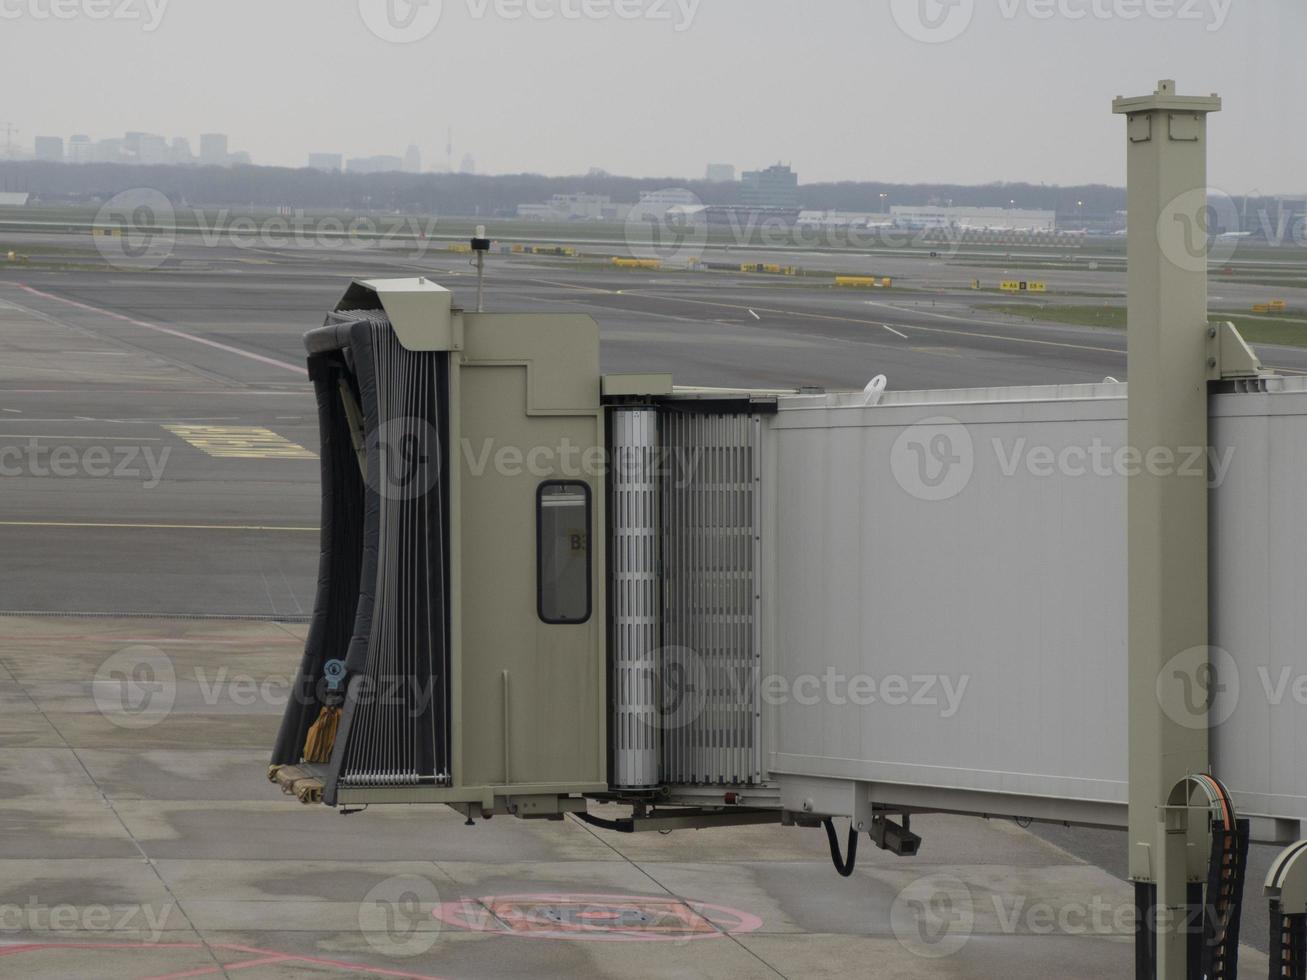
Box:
1113 79 1221 115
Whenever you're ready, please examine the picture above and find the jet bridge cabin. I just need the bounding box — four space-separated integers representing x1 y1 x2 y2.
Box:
270 278 608 819
270 277 1307 853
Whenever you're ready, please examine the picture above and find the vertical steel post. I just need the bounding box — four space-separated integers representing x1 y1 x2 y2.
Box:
1113 80 1222 980
475 251 485 313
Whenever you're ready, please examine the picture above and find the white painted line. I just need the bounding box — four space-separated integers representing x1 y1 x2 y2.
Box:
882 324 909 340
748 309 761 320
0 520 318 531
0 434 162 440
12 285 307 376
12 417 240 424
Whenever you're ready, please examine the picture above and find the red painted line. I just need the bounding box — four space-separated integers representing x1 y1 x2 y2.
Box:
0 942 205 955
0 944 54 956
143 952 293 979
277 954 443 978
214 945 445 979
12 285 307 377
433 893 764 943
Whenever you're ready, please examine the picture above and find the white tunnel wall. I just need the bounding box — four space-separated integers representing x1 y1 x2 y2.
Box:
765 388 1130 811
760 379 1307 827
1210 386 1307 822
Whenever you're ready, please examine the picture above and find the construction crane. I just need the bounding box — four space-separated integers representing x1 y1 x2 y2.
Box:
1 123 18 160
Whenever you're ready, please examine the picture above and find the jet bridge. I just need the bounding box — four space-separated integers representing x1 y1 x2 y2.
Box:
266 80 1307 978
267 283 1307 838
266 300 1292 972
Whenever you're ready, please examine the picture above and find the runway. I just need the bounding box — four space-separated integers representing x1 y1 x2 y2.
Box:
3 231 1306 617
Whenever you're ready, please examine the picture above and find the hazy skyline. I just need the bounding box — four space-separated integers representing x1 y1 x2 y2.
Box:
4 1 1304 193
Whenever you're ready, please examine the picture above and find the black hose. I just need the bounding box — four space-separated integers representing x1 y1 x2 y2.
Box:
574 811 635 833
823 818 858 877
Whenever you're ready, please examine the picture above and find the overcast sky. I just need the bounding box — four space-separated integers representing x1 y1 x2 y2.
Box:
4 0 1304 192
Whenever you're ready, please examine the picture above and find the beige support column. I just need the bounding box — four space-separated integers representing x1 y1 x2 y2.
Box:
1113 79 1222 980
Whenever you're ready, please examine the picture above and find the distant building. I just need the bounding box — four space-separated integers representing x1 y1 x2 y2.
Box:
517 193 616 222
199 133 229 165
552 193 612 220
34 132 240 166
797 210 893 229
516 204 560 221
124 132 166 163
890 205 1056 233
308 153 343 173
700 205 799 226
460 153 476 174
169 137 194 165
741 164 799 209
229 151 252 166
35 137 64 162
346 155 404 175
0 192 30 207
705 163 736 183
404 145 422 173
67 135 92 164
636 188 700 215
93 138 126 164
135 134 170 165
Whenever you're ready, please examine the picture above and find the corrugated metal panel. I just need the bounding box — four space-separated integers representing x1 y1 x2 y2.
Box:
610 409 661 790
336 321 452 790
764 377 1307 825
1211 384 1307 822
767 392 1131 808
661 411 762 787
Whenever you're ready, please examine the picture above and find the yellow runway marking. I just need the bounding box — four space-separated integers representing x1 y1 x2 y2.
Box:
164 424 317 459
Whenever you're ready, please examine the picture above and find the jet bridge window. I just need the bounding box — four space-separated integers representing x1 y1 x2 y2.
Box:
537 481 592 624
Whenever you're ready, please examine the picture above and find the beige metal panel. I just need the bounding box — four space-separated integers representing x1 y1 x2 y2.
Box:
348 278 459 351
453 314 606 797
448 348 465 788
603 374 674 397
1112 86 1219 974
1266 842 1307 914
460 312 601 412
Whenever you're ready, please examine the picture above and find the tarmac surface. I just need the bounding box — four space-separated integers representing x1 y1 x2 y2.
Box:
0 231 1300 976
4 614 1267 979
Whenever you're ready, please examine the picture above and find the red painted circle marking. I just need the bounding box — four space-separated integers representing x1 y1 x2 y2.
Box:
432 893 763 942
